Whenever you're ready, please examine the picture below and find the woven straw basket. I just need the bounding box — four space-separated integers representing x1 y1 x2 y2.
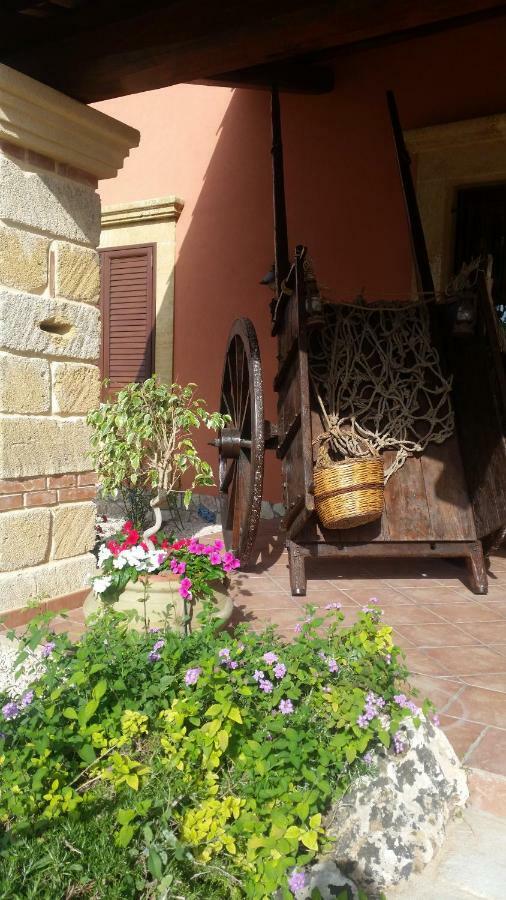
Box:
314 457 385 530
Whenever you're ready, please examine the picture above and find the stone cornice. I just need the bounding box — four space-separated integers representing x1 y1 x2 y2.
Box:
0 64 139 179
407 113 506 154
101 196 185 227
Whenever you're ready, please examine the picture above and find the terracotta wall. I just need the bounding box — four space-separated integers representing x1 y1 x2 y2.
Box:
95 16 506 501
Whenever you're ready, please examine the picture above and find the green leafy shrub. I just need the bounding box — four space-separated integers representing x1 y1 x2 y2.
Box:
87 378 229 531
0 605 431 899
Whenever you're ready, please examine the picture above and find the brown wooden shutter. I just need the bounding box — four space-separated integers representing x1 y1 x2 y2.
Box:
99 244 155 394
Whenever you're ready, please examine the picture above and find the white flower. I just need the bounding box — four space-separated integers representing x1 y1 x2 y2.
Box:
112 554 128 569
93 575 113 595
122 546 147 567
97 546 113 567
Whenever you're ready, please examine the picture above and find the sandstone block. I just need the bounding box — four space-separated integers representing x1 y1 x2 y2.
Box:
51 501 95 559
0 225 48 292
0 155 100 246
0 507 50 572
51 361 100 414
0 352 50 413
0 553 95 613
0 288 100 361
52 241 99 303
0 415 92 478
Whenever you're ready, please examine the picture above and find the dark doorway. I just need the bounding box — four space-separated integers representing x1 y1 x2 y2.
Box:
454 185 506 326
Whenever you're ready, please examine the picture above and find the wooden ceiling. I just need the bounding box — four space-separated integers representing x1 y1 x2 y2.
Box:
2 0 506 102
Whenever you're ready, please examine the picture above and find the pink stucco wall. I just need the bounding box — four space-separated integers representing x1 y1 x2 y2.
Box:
95 16 506 501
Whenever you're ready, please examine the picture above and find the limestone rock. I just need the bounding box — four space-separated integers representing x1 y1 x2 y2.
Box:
0 288 100 361
0 225 48 292
0 553 95 613
51 361 100 414
0 352 50 413
0 507 50 572
52 241 100 303
0 155 100 246
324 719 469 896
0 415 92 478
276 861 360 899
51 501 96 559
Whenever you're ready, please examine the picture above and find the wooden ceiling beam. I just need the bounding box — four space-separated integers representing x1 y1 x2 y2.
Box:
195 62 334 95
2 0 506 101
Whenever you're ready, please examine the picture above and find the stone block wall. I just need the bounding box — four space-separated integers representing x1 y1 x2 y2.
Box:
0 63 139 615
0 143 101 611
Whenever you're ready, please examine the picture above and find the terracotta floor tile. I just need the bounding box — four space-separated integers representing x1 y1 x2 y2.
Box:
422 645 506 676
444 685 506 728
438 714 485 760
458 621 506 643
466 727 506 776
399 587 473 604
422 601 503 623
480 602 506 616
467 768 506 817
231 576 286 594
232 592 301 611
490 643 506 657
377 605 446 625
391 628 416 649
407 673 462 709
461 673 506 693
402 648 453 676
396 622 477 648
339 586 416 605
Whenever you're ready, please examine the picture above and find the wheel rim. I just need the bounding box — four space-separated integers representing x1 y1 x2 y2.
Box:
217 318 265 565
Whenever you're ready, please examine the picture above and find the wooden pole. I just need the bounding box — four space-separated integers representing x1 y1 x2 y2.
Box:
271 85 290 296
387 89 435 297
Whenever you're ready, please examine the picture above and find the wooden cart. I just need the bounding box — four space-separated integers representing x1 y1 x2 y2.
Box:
214 91 506 596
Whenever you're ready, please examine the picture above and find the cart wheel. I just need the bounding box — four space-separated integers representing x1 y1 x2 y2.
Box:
215 318 265 565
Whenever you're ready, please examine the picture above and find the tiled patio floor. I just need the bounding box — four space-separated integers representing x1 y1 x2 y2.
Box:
11 521 506 816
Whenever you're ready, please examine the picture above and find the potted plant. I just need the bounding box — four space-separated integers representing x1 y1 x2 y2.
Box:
85 378 232 628
85 521 239 631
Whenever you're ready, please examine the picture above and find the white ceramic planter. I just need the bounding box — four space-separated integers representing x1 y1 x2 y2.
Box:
84 572 234 632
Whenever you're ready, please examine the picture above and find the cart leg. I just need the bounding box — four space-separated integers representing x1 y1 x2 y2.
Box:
288 542 306 597
466 542 488 595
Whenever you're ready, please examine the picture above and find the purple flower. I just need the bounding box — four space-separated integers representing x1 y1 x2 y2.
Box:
148 651 161 663
263 651 278 665
2 701 20 720
273 662 286 680
218 648 231 660
432 713 440 727
228 660 239 670
40 641 56 658
279 699 294 715
184 667 201 686
325 602 342 610
357 714 369 729
259 679 273 694
293 623 302 634
328 657 339 673
363 751 374 765
148 627 161 634
369 596 380 604
288 869 306 893
393 730 405 754
20 691 34 708
394 693 420 716
253 670 264 682
170 558 186 575
152 639 165 652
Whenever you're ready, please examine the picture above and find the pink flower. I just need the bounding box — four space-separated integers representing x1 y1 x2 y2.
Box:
210 551 222 565
213 540 224 550
263 651 278 665
179 577 192 599
294 623 302 634
279 699 294 715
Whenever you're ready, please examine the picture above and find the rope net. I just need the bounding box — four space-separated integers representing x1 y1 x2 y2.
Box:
309 300 455 482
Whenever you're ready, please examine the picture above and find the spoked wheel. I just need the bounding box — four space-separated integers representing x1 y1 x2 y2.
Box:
214 318 265 566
